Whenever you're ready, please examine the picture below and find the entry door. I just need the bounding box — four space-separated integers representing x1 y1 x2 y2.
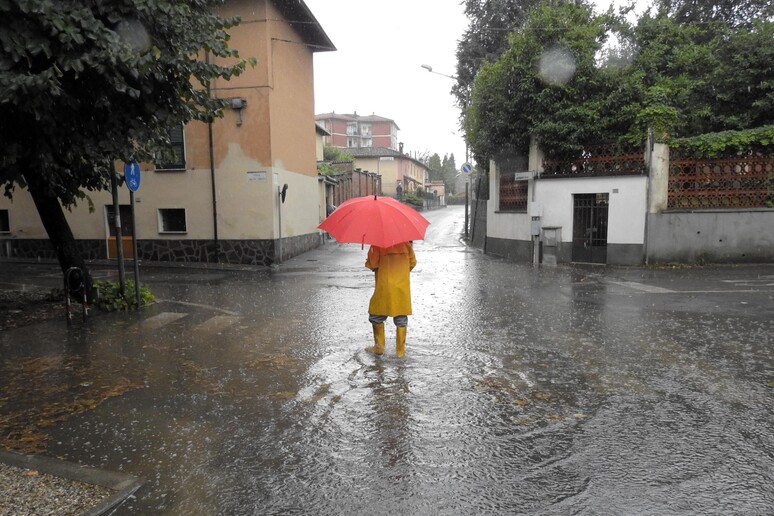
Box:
572 193 609 264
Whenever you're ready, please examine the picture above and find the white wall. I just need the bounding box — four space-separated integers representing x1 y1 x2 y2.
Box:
535 176 648 245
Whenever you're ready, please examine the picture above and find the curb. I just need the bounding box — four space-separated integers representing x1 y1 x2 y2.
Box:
0 449 144 515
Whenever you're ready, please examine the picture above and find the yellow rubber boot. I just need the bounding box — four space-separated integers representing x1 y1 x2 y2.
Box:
396 327 407 358
366 324 385 355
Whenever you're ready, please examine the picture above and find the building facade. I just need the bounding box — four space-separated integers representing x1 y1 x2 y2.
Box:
315 113 399 150
484 138 774 265
338 147 429 198
0 0 335 266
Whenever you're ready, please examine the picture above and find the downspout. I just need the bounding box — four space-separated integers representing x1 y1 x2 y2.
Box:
206 52 220 262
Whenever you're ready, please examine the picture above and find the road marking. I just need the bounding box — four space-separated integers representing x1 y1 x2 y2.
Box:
155 299 239 316
139 312 188 330
194 315 242 334
605 280 675 293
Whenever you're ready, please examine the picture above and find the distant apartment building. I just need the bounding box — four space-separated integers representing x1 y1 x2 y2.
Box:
315 113 399 150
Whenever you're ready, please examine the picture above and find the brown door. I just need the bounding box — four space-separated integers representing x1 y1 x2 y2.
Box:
106 205 134 259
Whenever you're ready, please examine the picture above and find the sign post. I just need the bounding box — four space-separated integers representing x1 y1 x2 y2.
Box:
124 162 142 308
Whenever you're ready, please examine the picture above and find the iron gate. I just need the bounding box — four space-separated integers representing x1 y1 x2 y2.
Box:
572 193 609 264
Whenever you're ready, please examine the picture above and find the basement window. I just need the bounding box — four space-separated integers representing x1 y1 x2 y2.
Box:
158 208 187 233
0 210 9 233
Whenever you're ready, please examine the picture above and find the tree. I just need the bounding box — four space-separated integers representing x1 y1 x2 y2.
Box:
655 0 773 28
455 0 549 111
0 0 250 294
427 153 443 182
441 154 458 194
466 0 628 165
463 0 774 166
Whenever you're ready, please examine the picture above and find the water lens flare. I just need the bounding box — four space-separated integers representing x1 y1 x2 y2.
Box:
538 47 577 86
114 19 151 52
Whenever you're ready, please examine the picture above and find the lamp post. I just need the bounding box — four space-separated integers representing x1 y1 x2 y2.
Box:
422 64 474 239
421 64 469 163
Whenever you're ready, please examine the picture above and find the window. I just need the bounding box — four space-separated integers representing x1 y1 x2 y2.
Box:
0 210 9 233
362 138 372 147
347 137 359 147
346 122 357 136
155 124 186 170
499 173 528 212
360 123 371 136
158 208 187 233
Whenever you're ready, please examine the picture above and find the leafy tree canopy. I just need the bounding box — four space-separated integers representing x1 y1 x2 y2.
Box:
464 0 774 166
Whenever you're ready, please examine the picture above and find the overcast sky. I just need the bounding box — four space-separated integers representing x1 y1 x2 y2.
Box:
304 0 649 168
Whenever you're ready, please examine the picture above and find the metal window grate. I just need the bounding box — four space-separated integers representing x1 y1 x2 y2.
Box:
499 174 528 211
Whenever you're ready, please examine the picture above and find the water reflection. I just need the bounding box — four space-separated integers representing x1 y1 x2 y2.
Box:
2 208 773 514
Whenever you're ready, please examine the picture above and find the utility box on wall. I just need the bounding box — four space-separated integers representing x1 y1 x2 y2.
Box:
541 226 562 266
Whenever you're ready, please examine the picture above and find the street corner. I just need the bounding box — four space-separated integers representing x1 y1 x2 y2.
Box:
0 448 144 516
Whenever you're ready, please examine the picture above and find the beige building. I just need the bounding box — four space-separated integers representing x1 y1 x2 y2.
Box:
0 0 335 266
342 147 429 198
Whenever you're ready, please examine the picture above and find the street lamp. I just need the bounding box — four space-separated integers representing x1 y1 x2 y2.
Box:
421 64 469 162
421 64 457 80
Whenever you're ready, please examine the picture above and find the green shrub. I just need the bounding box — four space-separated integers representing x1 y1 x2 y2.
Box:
403 193 424 207
92 280 155 312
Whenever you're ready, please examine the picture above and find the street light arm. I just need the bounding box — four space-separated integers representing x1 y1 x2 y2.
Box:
420 64 457 80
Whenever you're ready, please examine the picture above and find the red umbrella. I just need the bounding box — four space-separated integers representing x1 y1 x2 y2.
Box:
318 195 430 249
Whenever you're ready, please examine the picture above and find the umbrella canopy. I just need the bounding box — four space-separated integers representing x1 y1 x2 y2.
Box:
318 195 430 248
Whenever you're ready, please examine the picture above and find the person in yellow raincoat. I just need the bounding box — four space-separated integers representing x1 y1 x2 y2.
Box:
365 241 416 357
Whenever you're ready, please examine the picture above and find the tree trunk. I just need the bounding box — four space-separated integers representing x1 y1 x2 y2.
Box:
27 183 94 302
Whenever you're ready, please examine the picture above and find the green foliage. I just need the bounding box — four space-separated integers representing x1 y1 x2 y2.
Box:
317 162 338 176
403 193 424 207
447 192 467 205
92 280 155 312
323 146 354 162
463 0 774 165
668 125 774 157
467 0 629 163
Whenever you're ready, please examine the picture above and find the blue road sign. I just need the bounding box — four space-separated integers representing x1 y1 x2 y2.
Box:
461 162 473 174
124 162 141 192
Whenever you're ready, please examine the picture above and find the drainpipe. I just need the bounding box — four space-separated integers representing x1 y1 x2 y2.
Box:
206 52 219 262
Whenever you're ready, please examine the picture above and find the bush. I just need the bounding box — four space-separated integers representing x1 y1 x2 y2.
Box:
447 193 467 205
92 280 155 312
403 193 424 207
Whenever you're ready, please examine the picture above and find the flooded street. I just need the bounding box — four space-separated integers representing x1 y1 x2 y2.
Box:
1 205 773 514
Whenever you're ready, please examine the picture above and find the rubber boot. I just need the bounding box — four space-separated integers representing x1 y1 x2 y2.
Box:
396 327 407 358
366 324 385 355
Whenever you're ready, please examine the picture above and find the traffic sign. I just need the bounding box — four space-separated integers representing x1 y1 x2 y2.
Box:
461 162 473 174
124 162 141 192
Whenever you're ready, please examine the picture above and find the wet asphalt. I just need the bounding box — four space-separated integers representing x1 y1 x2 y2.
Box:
1 205 773 515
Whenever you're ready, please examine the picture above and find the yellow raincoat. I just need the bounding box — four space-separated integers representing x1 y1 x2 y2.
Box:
366 242 417 317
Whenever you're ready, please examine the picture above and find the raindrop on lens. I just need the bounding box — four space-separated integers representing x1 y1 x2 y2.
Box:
114 19 151 52
538 46 576 86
